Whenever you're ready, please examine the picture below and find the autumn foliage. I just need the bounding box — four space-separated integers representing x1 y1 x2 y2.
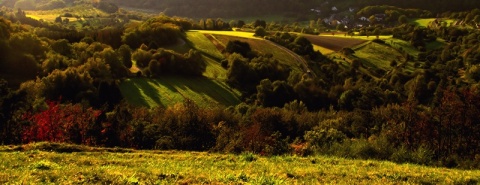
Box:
22 101 101 145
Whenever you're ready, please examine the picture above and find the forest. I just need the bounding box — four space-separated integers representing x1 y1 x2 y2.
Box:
1 0 480 170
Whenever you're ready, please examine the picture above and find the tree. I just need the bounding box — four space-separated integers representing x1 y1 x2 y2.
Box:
351 59 361 69
148 59 161 77
225 40 251 57
51 39 72 57
369 15 377 24
117 44 132 68
398 15 408 24
132 49 152 68
205 19 215 30
253 20 266 28
254 26 267 37
237 20 245 28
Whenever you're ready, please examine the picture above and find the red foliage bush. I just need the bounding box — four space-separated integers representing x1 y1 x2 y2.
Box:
22 100 101 145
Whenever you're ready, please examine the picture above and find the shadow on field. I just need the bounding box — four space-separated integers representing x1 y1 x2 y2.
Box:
154 76 240 106
120 79 164 108
121 76 240 107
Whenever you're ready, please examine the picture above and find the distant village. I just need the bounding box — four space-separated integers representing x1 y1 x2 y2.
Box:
310 1 387 29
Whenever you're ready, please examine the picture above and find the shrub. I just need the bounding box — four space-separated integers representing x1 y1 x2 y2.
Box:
304 128 346 152
22 101 102 145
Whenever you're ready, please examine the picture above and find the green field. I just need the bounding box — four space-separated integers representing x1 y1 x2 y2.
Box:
119 77 240 108
121 31 241 108
25 4 109 22
1 142 479 184
313 44 334 55
185 31 225 60
212 34 304 72
354 42 406 71
196 30 260 39
386 38 420 58
319 33 393 40
411 18 455 27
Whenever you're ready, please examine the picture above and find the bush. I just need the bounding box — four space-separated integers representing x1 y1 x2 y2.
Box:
304 128 346 151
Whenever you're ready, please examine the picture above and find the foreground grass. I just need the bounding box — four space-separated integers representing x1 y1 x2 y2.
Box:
1 142 479 184
119 76 240 108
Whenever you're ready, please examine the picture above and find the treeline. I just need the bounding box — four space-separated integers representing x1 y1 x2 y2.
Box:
2 88 480 169
109 0 480 18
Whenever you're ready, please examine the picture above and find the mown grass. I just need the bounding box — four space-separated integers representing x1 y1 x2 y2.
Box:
1 142 480 184
119 77 240 108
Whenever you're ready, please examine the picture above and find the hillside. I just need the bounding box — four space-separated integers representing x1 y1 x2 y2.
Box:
3 0 480 173
1 142 479 184
119 77 240 108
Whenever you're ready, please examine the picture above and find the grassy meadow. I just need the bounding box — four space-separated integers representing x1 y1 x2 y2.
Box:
354 42 406 71
1 142 479 184
212 34 305 72
411 18 455 27
119 77 240 108
185 31 225 60
196 30 260 39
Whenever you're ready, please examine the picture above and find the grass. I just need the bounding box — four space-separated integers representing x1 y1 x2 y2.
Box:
185 31 225 60
122 31 240 109
385 38 420 58
319 33 393 40
196 30 261 39
426 38 447 50
1 142 480 184
119 76 240 108
25 4 109 22
212 34 304 72
354 42 406 71
313 44 335 55
411 18 437 27
410 18 455 27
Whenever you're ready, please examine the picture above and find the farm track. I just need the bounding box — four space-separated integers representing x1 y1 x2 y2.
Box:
302 35 368 51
